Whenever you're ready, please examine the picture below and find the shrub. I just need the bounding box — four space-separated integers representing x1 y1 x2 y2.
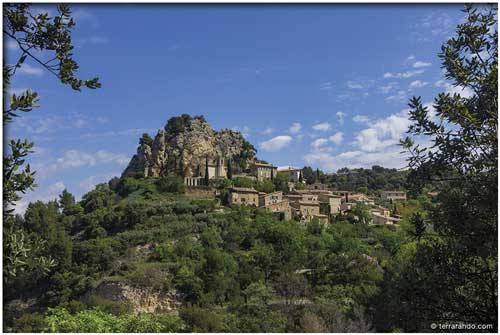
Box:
156 174 186 194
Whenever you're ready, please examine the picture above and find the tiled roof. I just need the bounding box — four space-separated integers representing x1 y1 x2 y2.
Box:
230 187 259 193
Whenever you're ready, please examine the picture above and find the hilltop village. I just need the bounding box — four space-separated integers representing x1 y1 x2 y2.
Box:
122 115 408 226
183 162 406 226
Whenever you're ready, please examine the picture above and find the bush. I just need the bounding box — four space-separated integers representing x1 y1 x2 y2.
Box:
232 177 255 189
86 295 134 315
43 307 184 332
125 262 171 290
10 313 46 333
156 174 186 194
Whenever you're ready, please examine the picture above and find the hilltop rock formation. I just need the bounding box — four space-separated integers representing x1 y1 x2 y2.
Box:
122 114 257 178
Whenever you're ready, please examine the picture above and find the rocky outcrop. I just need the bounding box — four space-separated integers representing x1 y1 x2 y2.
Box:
86 281 182 314
122 114 256 178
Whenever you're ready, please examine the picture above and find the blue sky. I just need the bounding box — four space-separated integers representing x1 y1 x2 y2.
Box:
6 3 471 211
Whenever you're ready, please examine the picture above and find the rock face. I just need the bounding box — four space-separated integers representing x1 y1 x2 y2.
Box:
122 114 257 178
86 281 182 314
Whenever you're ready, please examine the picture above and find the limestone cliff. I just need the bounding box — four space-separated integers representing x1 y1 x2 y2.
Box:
122 114 257 178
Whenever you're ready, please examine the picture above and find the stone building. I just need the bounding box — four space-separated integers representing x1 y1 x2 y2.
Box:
278 166 303 183
380 190 407 202
250 162 278 181
258 191 283 207
306 183 329 191
291 201 321 221
317 193 342 215
372 213 401 225
228 187 259 206
258 191 292 220
201 156 227 179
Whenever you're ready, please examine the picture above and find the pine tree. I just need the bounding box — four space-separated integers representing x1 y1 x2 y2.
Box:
227 158 232 179
204 157 209 186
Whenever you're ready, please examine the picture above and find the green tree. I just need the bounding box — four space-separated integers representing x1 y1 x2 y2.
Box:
139 133 153 147
399 4 497 329
227 158 233 179
351 203 372 225
156 174 186 194
205 156 210 186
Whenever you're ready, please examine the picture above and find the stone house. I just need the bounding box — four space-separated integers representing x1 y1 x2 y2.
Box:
306 183 329 191
380 190 407 202
185 156 227 186
259 192 292 220
348 193 375 205
291 200 321 221
370 206 391 217
372 213 401 225
228 187 259 206
250 162 278 181
340 202 354 214
258 191 283 207
292 190 319 202
285 194 303 205
278 166 303 183
317 193 342 215
202 157 227 179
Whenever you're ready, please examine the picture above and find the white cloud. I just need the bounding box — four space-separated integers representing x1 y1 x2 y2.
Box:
405 55 416 63
354 110 411 152
413 12 455 41
13 181 65 214
413 61 432 68
48 181 66 194
329 131 344 145
311 138 329 151
336 111 345 125
379 82 399 94
14 113 106 134
18 63 43 76
74 119 89 128
312 122 331 132
79 172 119 192
352 115 370 124
55 150 129 169
319 82 334 91
435 80 474 99
346 79 374 90
409 80 429 89
383 69 424 79
289 122 302 134
259 135 293 152
32 149 129 179
386 90 407 102
304 149 408 172
261 127 274 135
347 81 363 89
13 115 64 134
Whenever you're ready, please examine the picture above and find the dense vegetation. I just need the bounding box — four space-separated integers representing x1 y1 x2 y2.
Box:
4 175 428 332
302 165 410 195
3 3 497 333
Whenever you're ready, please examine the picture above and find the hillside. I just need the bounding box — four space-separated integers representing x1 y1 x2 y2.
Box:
3 159 432 332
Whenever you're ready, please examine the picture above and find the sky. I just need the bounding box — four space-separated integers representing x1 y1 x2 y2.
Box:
5 3 472 212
